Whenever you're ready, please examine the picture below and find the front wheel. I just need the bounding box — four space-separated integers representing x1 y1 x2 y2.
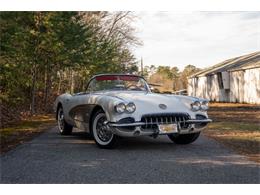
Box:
168 132 200 144
92 110 119 149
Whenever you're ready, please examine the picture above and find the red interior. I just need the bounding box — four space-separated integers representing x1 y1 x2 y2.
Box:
95 75 117 81
95 75 139 81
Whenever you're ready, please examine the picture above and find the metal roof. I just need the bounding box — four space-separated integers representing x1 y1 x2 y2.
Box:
189 51 260 78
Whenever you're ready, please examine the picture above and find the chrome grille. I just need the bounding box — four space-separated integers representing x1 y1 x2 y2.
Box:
141 113 190 130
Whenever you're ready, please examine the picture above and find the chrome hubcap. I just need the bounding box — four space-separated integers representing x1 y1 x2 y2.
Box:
96 116 112 142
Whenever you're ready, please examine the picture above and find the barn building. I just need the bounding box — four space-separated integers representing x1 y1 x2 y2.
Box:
188 52 260 104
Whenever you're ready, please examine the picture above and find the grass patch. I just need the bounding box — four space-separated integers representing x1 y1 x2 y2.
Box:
205 103 260 162
204 122 260 163
208 122 260 132
209 102 260 108
0 114 55 153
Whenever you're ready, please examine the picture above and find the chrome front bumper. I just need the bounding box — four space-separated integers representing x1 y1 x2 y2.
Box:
108 119 212 127
107 118 212 137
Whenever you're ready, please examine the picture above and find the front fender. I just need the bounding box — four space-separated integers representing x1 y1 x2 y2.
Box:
93 95 126 122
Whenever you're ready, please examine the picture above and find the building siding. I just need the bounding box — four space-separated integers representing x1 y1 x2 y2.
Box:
188 67 260 104
241 68 260 104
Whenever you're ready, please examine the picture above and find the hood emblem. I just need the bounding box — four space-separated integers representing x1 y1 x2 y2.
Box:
159 104 167 110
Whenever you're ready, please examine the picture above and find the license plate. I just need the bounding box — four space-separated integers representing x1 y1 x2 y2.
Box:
159 124 178 134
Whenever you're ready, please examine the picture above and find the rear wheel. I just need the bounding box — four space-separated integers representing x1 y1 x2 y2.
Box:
57 106 73 135
168 132 200 144
92 110 119 149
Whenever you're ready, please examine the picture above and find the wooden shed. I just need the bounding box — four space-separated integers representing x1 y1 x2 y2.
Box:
188 52 260 104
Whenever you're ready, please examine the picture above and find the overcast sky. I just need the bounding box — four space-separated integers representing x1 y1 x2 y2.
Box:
133 11 260 70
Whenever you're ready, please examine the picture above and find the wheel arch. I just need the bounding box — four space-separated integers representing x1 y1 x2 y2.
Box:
89 105 106 133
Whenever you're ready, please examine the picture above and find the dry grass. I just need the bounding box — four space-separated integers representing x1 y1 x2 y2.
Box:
0 114 55 153
209 102 260 108
205 102 260 163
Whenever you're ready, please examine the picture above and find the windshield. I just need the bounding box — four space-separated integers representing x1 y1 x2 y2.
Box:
87 75 149 92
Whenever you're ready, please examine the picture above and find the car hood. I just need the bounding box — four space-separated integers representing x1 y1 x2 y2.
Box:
106 91 179 104
98 91 195 114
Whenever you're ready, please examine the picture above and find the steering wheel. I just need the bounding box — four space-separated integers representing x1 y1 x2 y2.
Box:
126 84 142 91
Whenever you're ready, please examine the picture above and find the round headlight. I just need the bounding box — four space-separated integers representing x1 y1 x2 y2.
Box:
191 101 201 111
126 103 136 113
115 103 126 113
201 101 209 111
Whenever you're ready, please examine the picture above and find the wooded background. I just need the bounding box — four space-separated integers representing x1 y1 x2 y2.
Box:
0 11 200 127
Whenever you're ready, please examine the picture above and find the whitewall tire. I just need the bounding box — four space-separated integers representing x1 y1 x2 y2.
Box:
92 110 119 149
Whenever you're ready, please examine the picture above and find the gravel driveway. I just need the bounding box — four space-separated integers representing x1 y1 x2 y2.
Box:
0 127 259 183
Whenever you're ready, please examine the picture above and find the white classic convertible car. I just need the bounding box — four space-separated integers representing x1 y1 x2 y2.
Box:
54 74 212 148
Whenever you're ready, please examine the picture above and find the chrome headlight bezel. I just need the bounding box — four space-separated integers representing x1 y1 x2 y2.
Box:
115 103 126 113
200 101 209 111
191 101 201 111
115 102 136 114
125 102 136 113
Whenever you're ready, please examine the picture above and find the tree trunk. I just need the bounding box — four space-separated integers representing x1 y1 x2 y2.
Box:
58 71 62 95
70 69 74 94
44 64 48 110
30 64 37 115
46 67 52 112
